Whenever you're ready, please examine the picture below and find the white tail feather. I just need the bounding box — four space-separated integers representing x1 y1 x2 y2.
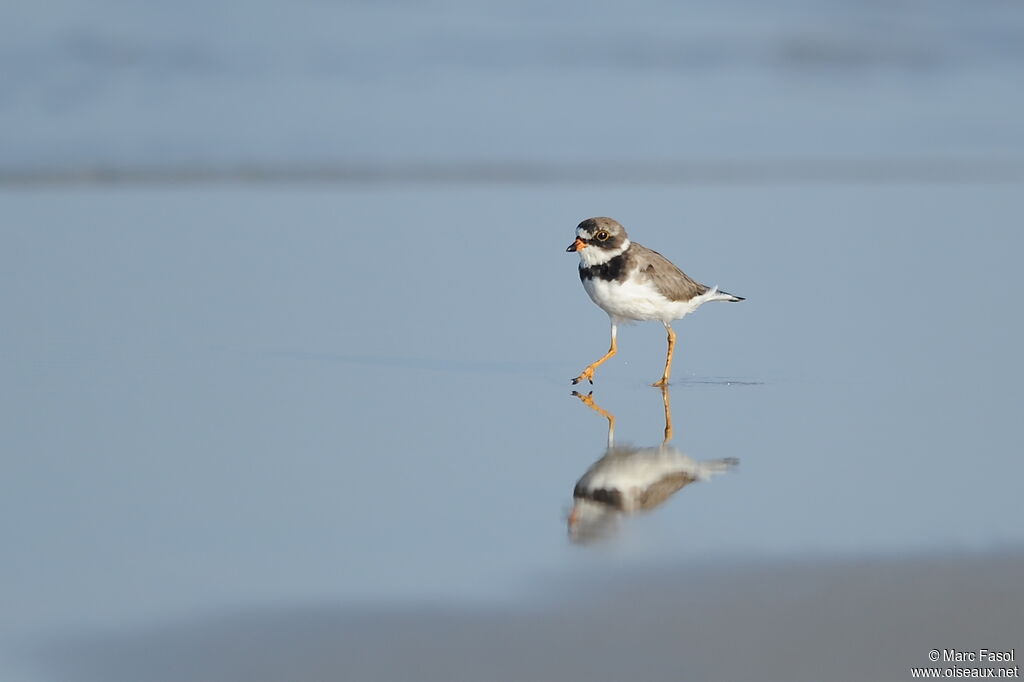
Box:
706 286 744 303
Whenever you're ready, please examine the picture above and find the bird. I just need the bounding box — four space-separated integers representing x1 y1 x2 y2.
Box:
567 388 738 543
566 217 744 386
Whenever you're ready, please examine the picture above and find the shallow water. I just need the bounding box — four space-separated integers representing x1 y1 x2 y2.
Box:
3 1 1024 677
2 182 1022 679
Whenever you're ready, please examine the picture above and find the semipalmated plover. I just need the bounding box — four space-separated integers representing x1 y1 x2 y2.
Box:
567 388 738 543
567 217 744 386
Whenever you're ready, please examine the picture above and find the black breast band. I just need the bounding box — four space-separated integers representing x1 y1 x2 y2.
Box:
579 253 627 283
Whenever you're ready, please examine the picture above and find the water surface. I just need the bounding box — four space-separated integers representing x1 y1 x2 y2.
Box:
3 182 1022 679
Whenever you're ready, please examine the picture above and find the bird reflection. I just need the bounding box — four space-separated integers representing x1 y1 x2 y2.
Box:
568 387 738 543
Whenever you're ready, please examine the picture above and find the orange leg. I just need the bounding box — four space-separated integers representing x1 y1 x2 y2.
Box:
572 322 618 385
572 390 616 448
651 323 676 387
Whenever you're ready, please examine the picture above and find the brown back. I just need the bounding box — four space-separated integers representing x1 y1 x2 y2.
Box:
629 243 709 302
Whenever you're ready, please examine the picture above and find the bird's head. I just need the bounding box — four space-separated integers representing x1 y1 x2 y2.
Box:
566 217 630 267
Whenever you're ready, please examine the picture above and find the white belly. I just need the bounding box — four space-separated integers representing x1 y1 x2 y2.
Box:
583 274 711 322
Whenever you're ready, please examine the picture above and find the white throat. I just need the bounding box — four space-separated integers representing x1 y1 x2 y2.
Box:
579 239 630 267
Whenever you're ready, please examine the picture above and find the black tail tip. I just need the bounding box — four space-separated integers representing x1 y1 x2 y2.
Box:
721 290 745 302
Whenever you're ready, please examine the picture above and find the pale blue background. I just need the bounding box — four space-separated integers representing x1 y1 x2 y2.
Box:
2 1 1022 680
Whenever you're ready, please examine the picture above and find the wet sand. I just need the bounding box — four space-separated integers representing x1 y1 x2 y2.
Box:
38 549 1023 682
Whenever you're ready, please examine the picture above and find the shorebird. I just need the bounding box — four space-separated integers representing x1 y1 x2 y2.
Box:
567 217 744 386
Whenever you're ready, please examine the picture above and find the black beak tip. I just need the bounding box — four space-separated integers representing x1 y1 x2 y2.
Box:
566 244 575 252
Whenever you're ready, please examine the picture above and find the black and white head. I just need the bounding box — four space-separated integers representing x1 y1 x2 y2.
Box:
566 217 631 267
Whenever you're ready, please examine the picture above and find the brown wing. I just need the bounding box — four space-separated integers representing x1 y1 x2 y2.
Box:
636 472 698 511
630 243 709 302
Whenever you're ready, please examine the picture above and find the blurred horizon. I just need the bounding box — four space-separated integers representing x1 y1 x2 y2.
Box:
4 157 1024 186
3 0 1023 175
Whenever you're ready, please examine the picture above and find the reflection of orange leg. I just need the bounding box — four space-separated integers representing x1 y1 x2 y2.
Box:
660 384 673 445
572 322 617 385
572 391 616 448
651 323 676 387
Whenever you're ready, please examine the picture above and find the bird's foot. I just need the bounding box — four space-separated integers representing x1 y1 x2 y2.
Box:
651 377 670 388
571 367 595 385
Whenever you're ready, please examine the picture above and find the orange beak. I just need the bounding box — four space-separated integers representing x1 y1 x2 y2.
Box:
566 237 586 252
567 507 579 527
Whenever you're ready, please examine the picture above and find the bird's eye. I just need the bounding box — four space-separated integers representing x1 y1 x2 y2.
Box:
596 230 610 241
